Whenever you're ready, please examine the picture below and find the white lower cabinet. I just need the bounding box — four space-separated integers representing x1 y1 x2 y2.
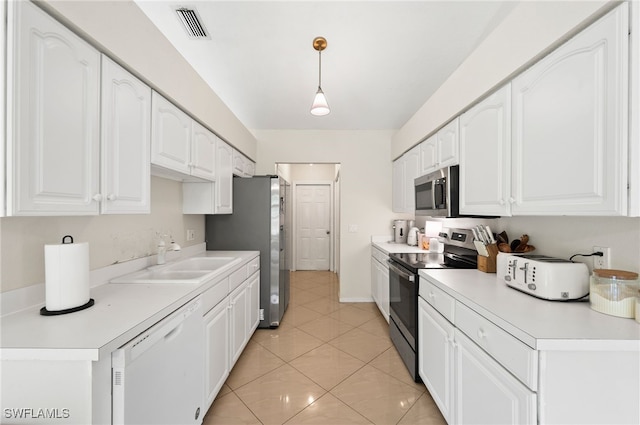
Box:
203 298 230 409
229 280 249 366
418 281 536 425
454 330 536 425
370 246 389 322
418 297 454 423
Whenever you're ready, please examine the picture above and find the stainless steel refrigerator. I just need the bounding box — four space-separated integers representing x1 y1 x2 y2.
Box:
205 175 290 328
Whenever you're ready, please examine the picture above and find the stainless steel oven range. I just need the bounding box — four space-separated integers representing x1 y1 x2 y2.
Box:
387 227 478 382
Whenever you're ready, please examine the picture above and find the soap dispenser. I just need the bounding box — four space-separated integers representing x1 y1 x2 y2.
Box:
157 239 166 265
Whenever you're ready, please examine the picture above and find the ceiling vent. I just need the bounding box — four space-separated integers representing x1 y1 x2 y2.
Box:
174 7 210 39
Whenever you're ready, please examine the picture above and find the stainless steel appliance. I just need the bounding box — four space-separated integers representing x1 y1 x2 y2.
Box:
205 175 290 328
497 253 589 300
112 296 204 425
388 228 477 381
414 165 460 217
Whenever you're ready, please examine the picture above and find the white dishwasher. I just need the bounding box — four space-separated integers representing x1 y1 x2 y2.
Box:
112 296 204 425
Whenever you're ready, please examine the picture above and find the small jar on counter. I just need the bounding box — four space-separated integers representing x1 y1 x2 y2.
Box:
590 269 639 318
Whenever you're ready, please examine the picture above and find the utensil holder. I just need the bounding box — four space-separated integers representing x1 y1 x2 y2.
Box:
477 243 498 273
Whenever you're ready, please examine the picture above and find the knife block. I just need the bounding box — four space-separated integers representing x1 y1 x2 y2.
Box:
477 243 498 273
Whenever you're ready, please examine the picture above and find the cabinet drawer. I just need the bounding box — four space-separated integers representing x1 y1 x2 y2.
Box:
371 246 387 264
229 265 247 291
455 302 537 390
419 279 455 323
247 257 260 276
202 277 229 314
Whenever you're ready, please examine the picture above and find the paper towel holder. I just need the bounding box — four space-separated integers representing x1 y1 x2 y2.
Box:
40 234 95 316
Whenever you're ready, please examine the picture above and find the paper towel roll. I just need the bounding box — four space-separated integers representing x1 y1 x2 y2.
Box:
44 237 90 311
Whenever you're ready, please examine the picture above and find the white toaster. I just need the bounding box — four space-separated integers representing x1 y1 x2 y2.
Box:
497 253 589 300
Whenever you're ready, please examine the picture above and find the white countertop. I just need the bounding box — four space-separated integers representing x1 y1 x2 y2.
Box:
372 239 430 254
420 269 640 351
0 250 259 361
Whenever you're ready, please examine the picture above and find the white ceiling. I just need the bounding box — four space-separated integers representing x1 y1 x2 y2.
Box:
135 1 516 131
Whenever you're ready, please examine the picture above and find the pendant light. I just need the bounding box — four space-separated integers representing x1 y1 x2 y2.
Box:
310 36 330 116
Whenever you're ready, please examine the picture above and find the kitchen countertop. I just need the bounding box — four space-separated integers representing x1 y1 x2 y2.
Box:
0 250 259 361
420 269 640 351
371 239 430 254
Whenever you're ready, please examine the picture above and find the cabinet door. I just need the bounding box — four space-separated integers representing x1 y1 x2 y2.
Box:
101 56 151 214
454 330 536 425
437 118 459 169
392 159 405 212
8 0 100 215
232 149 245 176
380 260 389 322
244 159 255 178
248 271 260 333
459 85 511 216
215 139 233 214
419 134 438 175
204 300 229 409
371 257 380 306
511 4 628 216
404 146 420 212
190 121 216 181
418 297 454 423
151 91 191 175
0 0 5 217
229 282 248 366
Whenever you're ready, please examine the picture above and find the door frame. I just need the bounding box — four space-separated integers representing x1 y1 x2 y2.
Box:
291 180 335 272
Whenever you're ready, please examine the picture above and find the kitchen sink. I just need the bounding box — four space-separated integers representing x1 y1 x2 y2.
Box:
110 256 242 284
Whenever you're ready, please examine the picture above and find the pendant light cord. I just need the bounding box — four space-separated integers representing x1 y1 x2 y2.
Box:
318 50 322 89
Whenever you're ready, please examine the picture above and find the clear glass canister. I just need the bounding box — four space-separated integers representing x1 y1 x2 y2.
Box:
590 269 639 318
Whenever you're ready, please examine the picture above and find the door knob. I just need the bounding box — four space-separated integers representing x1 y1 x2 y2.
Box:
326 231 330 235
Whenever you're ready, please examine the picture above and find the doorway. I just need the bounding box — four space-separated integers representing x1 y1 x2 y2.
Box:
276 163 340 274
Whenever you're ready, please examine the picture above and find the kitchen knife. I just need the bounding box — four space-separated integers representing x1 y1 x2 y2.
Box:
485 225 496 244
476 225 489 245
471 227 481 243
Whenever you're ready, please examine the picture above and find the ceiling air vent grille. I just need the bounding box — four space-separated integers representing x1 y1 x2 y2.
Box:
175 7 210 39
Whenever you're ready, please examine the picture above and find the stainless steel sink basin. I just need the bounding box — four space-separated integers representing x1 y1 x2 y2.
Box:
110 256 242 284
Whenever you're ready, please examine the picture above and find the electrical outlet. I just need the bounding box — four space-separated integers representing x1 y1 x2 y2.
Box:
593 246 610 269
186 229 195 241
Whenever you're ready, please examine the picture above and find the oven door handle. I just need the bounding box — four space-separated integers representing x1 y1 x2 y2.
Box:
387 260 415 282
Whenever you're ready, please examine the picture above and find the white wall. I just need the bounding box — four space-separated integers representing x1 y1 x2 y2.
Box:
392 0 613 158
254 130 395 301
0 177 204 292
37 0 257 159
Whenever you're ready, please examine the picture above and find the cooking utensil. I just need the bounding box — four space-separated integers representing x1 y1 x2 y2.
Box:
474 240 489 256
485 225 496 244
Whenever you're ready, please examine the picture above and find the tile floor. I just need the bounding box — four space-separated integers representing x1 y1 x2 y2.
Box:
203 271 447 425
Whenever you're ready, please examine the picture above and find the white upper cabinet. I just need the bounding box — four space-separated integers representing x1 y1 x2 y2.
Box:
628 1 640 216
392 145 420 213
232 149 255 178
459 84 512 216
191 121 217 181
0 0 6 217
101 56 151 214
7 0 101 215
215 139 234 214
151 91 192 176
511 3 628 216
420 118 459 175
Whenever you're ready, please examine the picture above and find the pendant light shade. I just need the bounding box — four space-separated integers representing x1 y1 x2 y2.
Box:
310 37 330 116
311 87 330 116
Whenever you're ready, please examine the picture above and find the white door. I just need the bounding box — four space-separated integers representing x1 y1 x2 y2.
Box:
8 0 101 216
215 139 233 214
101 55 151 214
204 300 229 409
296 184 331 270
436 118 460 169
419 134 438 175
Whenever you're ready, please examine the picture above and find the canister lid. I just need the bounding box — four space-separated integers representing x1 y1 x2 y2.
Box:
593 269 639 280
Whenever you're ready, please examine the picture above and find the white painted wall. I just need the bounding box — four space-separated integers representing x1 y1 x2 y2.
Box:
37 0 257 159
392 0 613 159
254 130 394 301
0 177 204 292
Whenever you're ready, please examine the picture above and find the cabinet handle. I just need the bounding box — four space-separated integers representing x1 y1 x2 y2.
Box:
428 291 435 299
477 328 486 339
107 194 116 201
509 197 516 204
92 194 103 202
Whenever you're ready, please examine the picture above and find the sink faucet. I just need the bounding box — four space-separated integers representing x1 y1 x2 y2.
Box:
157 234 181 265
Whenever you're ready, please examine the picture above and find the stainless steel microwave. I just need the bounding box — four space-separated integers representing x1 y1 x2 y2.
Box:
414 165 460 217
